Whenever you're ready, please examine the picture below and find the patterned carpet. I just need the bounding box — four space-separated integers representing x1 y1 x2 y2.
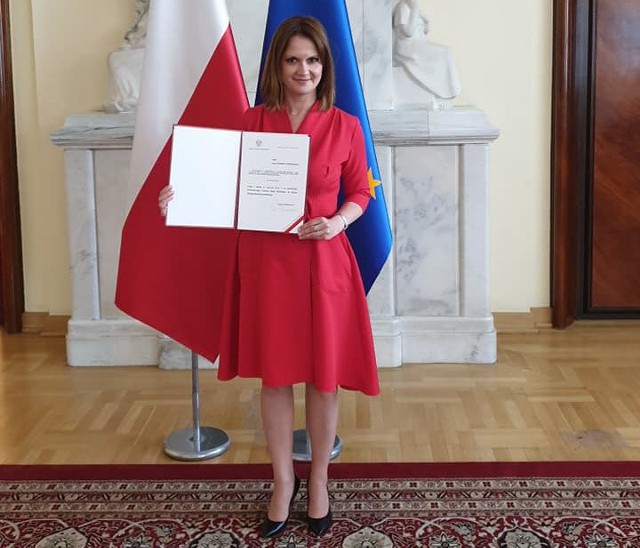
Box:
1 462 639 547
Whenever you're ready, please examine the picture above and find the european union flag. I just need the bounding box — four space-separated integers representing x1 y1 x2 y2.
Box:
257 0 393 293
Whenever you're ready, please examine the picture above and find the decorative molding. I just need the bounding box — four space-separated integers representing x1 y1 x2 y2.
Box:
50 108 501 151
49 113 136 149
371 108 499 145
551 0 591 327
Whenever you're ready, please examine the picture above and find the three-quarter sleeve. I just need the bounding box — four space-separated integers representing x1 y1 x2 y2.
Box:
340 120 371 212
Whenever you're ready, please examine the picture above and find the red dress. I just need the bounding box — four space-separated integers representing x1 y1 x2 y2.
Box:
217 103 379 396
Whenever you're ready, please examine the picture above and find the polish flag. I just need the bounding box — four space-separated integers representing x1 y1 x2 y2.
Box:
115 0 248 362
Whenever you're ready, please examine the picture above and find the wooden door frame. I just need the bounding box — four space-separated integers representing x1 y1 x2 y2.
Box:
551 0 593 328
0 0 24 333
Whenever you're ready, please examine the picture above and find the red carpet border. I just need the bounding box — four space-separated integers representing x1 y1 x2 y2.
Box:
1 462 639 547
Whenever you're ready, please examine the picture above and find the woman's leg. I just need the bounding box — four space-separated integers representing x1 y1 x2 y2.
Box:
305 383 338 518
261 385 296 521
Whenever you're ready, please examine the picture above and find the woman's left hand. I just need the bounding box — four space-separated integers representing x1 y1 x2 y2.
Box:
298 216 341 240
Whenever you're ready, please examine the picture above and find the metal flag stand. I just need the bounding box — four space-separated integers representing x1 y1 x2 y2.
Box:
164 351 231 460
292 429 343 462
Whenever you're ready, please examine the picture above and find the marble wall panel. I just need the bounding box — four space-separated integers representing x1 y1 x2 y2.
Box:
94 150 132 319
64 150 100 320
366 144 395 316
460 144 491 317
395 146 459 316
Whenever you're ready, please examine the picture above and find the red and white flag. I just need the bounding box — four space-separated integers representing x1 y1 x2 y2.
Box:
115 0 248 362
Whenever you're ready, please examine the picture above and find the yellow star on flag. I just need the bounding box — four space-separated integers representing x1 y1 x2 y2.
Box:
367 167 381 199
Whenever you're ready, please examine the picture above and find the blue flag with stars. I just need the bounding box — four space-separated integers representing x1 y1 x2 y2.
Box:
257 0 393 293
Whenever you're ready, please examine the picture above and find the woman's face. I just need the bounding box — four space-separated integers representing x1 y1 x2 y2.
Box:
280 35 323 101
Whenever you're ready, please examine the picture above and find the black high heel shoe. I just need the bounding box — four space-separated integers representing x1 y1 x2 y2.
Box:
261 475 301 539
307 507 333 537
307 484 333 537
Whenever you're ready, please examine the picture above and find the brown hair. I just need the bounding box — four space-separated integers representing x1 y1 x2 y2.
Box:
260 16 335 111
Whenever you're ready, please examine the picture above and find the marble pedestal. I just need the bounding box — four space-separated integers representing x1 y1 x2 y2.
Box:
369 108 499 365
51 108 498 368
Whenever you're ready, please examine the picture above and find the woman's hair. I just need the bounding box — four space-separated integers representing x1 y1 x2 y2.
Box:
260 16 335 111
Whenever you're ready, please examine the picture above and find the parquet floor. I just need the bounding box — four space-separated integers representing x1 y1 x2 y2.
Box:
1 323 639 464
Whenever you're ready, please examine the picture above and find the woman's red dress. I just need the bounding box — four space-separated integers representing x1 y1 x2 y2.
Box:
217 103 379 396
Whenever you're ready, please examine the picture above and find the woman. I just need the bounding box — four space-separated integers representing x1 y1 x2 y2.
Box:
159 16 379 538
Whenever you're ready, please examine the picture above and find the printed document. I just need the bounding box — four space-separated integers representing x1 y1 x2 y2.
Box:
166 126 309 233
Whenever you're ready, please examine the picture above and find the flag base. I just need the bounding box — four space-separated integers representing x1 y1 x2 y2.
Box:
164 427 231 461
292 429 343 462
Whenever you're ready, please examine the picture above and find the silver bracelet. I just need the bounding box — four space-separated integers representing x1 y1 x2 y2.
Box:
337 213 349 232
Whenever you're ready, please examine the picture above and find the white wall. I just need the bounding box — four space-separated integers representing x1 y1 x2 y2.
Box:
423 0 553 311
11 0 552 315
11 0 132 314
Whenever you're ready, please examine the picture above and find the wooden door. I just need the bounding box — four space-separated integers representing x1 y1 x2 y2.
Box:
552 0 640 325
589 0 640 310
0 0 24 332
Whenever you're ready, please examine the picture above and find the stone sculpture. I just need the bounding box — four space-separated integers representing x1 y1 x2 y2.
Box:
392 0 461 109
104 0 150 113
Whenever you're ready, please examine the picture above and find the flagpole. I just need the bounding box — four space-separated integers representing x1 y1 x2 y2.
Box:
292 429 343 462
164 350 231 460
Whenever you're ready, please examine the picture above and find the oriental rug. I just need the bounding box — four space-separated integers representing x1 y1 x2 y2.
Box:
1 462 640 547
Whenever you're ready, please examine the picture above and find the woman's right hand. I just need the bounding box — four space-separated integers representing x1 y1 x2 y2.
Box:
158 185 174 217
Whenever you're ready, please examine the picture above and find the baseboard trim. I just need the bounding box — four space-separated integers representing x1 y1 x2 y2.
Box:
22 308 553 339
22 313 70 337
493 307 552 334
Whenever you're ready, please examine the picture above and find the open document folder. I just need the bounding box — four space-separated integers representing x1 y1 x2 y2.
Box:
166 125 310 233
